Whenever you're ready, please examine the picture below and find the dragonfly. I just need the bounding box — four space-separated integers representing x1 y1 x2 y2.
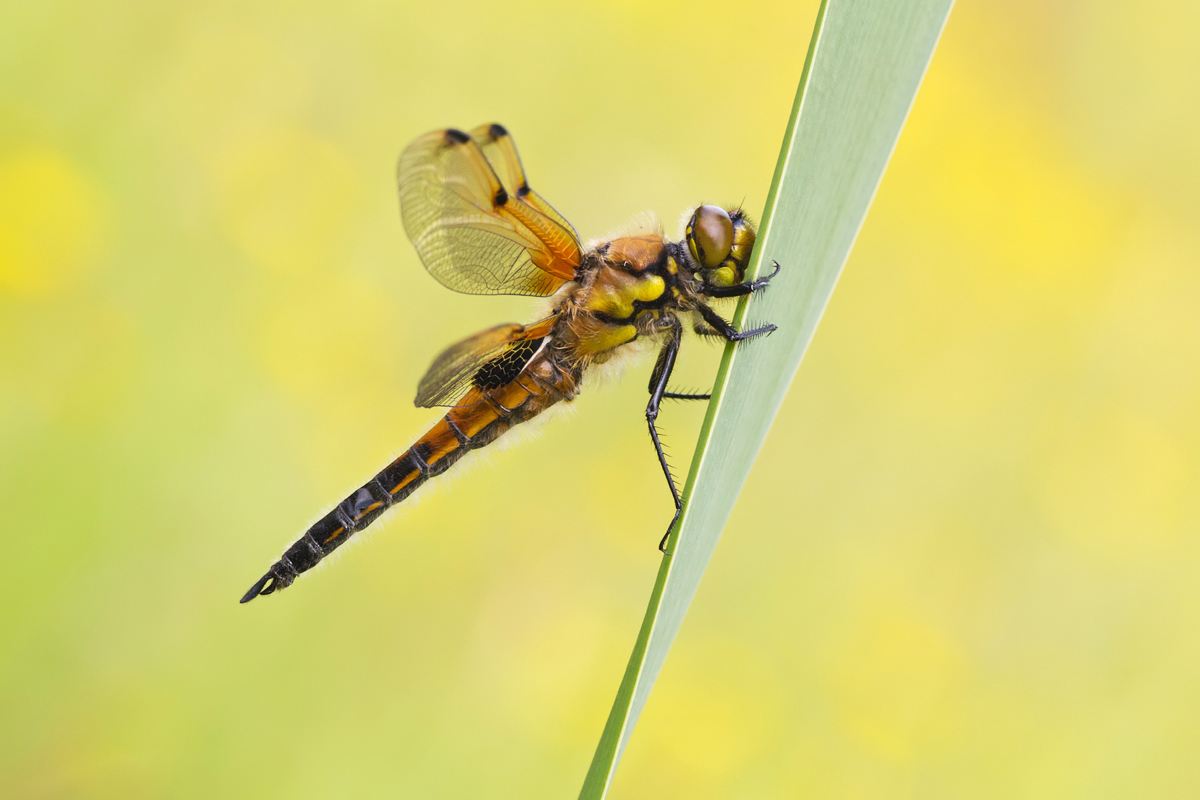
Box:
240 124 779 603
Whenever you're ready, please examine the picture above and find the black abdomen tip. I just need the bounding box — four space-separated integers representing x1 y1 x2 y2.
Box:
240 572 274 604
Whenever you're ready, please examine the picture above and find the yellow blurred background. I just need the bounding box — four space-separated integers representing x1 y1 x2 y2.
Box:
2 0 1198 796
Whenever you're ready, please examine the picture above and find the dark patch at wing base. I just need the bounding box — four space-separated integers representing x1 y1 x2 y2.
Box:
473 338 543 390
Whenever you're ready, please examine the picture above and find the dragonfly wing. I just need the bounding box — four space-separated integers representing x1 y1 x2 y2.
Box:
416 316 557 408
469 123 580 244
398 127 582 297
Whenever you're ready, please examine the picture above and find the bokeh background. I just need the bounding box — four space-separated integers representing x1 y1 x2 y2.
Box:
3 0 1198 797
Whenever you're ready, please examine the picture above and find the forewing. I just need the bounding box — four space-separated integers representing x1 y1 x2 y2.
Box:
415 317 554 408
397 128 581 297
469 123 580 243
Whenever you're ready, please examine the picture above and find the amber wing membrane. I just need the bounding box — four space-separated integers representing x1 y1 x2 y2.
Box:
468 124 580 245
415 316 556 407
397 127 582 297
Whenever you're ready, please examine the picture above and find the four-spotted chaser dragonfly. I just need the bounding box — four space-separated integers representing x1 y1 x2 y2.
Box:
241 124 778 603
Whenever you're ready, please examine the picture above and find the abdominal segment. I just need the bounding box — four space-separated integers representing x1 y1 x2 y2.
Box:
241 351 577 602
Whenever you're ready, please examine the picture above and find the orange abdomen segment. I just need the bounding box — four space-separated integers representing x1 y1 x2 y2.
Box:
242 351 578 601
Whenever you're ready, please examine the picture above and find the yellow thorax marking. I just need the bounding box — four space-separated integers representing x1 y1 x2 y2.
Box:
585 272 666 320
578 323 638 355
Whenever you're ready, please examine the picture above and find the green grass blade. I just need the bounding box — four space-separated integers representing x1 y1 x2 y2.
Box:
579 0 955 796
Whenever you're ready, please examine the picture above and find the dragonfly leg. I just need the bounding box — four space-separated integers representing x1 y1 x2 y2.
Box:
696 302 777 342
692 320 727 342
647 320 686 553
702 260 782 298
649 320 711 402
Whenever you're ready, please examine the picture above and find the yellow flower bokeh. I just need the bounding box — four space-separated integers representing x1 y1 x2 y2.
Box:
0 148 103 294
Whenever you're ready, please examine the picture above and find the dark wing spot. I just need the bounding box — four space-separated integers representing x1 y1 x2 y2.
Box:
494 186 508 207
488 123 509 139
444 128 470 145
517 184 531 198
472 338 542 390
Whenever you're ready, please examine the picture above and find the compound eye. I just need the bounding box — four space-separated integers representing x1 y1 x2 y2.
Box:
688 205 734 269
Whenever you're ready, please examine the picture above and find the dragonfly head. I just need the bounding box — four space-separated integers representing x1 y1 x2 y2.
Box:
683 205 756 292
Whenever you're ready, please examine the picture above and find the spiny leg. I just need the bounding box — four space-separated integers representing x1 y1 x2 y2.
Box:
670 320 737 399
692 320 726 341
702 260 781 298
660 300 777 429
662 286 785 401
660 347 710 400
657 339 710 400
696 302 777 342
646 319 686 553
645 299 778 553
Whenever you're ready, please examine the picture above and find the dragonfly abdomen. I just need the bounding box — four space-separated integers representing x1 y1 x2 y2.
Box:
240 351 577 603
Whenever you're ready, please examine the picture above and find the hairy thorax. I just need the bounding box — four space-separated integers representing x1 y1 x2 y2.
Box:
552 234 689 370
